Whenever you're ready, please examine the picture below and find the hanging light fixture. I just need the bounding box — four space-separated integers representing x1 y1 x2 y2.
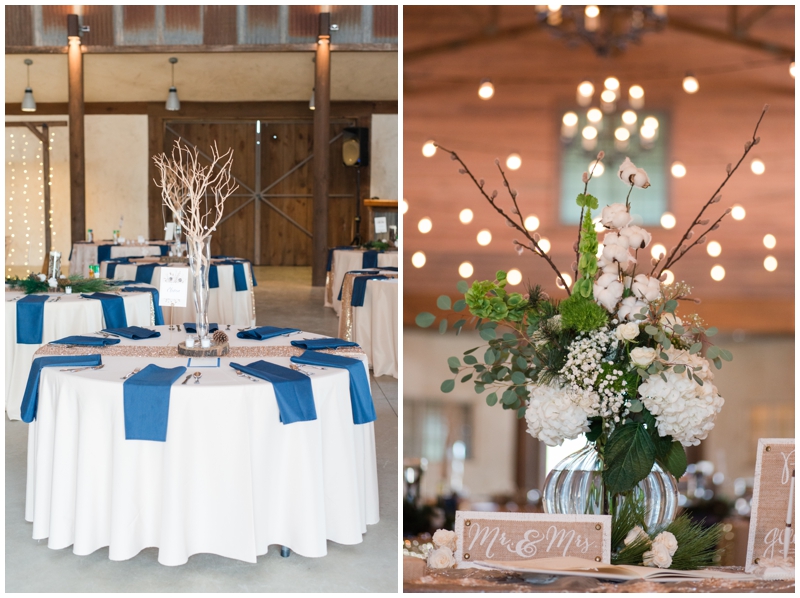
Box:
21 59 36 112
165 57 180 111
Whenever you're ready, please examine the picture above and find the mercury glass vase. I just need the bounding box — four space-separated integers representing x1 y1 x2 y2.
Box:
542 442 678 532
187 236 211 341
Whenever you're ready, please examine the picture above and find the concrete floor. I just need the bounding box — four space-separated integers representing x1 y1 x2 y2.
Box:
5 266 399 593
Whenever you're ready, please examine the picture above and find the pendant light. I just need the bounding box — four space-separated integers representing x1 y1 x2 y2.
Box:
21 59 36 112
165 57 180 111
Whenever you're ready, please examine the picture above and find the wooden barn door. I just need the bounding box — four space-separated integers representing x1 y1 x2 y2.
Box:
164 119 357 266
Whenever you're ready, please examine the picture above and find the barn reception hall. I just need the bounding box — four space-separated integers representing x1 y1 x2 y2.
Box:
402 5 794 591
5 5 397 593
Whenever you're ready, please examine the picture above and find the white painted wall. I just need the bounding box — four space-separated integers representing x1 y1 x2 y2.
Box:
370 114 398 199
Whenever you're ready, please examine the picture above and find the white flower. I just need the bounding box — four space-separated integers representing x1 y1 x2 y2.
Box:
47 277 58 289
594 272 624 312
601 232 637 268
631 347 657 367
653 531 678 557
624 526 649 546
427 546 456 569
638 348 724 446
615 322 640 341
601 203 633 229
525 384 590 447
617 296 648 322
643 542 673 568
659 313 683 333
632 168 651 189
632 274 661 302
37 273 47 282
432 529 458 552
619 225 652 250
619 157 651 189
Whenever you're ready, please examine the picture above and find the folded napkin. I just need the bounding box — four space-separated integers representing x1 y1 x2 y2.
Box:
290 338 359 350
134 262 162 284
183 322 219 334
290 351 376 424
351 275 391 307
208 265 220 289
210 261 249 291
21 354 102 422
81 292 128 328
123 364 187 441
159 244 170 256
16 294 50 344
121 286 165 326
102 326 160 340
51 335 120 346
96 244 113 264
105 257 138 279
236 326 299 340
229 361 316 424
338 272 390 301
326 246 357 271
362 250 380 269
212 256 258 287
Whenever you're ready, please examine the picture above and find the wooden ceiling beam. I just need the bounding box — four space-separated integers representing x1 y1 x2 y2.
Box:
404 21 541 63
668 16 793 59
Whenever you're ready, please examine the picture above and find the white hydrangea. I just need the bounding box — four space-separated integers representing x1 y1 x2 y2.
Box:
637 348 724 446
525 384 591 447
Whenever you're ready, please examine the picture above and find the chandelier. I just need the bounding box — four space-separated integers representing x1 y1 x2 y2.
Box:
535 5 668 57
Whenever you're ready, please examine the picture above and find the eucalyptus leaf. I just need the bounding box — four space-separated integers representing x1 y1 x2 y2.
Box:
673 364 685 374
415 312 436 328
461 373 473 383
705 326 718 337
437 295 452 310
464 354 478 365
689 342 702 354
628 399 643 413
464 347 479 355
719 348 733 361
447 356 461 369
511 371 527 385
480 327 497 341
664 299 678 313
501 389 516 405
453 299 467 312
441 379 455 393
456 280 469 294
634 313 647 320
486 392 498 406
645 325 659 336
439 320 448 334
484 348 497 364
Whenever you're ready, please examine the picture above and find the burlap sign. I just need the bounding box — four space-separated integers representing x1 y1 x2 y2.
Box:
454 511 611 568
745 438 795 572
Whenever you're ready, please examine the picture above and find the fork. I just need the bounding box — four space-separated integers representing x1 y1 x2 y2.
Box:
61 364 105 373
120 367 141 380
290 364 315 376
234 369 259 383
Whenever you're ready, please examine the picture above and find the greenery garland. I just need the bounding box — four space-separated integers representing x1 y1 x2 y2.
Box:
6 273 112 295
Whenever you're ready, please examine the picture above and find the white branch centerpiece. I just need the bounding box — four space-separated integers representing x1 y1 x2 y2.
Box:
153 140 238 344
417 106 769 569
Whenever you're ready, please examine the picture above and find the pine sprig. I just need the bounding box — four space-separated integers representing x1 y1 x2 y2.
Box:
661 515 723 570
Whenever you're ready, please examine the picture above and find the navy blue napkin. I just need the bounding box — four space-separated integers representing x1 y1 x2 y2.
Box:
209 265 220 289
120 286 165 326
362 250 380 269
326 246 357 272
16 294 50 344
21 354 102 422
134 262 162 284
212 256 257 287
351 275 391 307
183 322 219 334
290 338 359 350
123 364 187 441
103 326 160 340
159 245 170 256
105 257 137 279
96 244 113 264
82 292 128 328
230 361 316 424
237 326 299 340
338 272 389 301
290 351 376 424
379 266 398 272
51 335 120 346
209 261 248 291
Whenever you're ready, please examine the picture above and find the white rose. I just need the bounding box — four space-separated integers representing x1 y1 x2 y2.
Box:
593 272 624 312
37 273 47 282
615 322 640 341
432 529 458 552
653 531 678 557
601 203 633 229
617 296 648 322
427 546 456 569
632 274 661 302
643 542 672 568
631 347 657 367
624 526 649 546
619 225 652 250
47 277 58 289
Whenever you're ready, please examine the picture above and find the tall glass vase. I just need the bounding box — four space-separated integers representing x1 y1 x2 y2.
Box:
542 442 678 532
173 209 183 257
187 236 211 341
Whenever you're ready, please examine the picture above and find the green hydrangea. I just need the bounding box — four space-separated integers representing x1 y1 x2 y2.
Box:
465 272 528 323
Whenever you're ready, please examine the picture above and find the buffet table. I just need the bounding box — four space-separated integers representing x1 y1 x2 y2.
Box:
325 248 398 314
5 290 153 420
69 241 169 277
24 327 379 566
338 273 398 378
102 260 255 328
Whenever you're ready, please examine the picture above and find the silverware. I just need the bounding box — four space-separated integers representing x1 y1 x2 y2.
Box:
121 367 141 380
290 364 313 377
226 324 231 331
282 331 301 337
177 324 182 332
193 372 202 384
181 374 192 385
61 364 105 373
234 369 259 382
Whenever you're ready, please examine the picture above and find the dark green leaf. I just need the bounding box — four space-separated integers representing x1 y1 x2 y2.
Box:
603 423 657 495
484 348 497 364
657 441 688 480
511 371 527 385
439 320 448 334
645 325 659 336
461 373 473 383
713 357 722 370
449 366 459 374
664 299 678 313
692 374 704 385
501 389 516 405
659 352 669 361
437 295 452 310
453 299 467 312
689 342 702 354
585 417 604 442
474 384 485 394
486 392 498 406
447 356 460 369
502 332 517 342
415 312 436 328
456 280 469 294
517 407 527 419
464 354 478 365
496 367 509 380
633 313 647 320
516 356 527 370
464 347 479 355
706 346 719 360
673 364 685 374
441 379 455 393
453 318 466 330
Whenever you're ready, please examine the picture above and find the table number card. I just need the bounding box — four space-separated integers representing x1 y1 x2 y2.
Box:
159 267 188 308
374 216 388 234
745 438 795 572
454 511 611 568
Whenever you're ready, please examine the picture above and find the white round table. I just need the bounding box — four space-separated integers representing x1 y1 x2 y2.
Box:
24 327 379 566
5 290 153 420
352 278 398 379
326 250 398 315
69 242 167 277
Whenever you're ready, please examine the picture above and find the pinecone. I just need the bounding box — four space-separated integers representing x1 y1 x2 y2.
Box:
212 329 228 345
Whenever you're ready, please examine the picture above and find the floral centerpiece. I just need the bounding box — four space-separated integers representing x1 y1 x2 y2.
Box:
417 107 768 569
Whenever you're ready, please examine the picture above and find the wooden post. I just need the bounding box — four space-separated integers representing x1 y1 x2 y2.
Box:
67 14 86 245
312 12 331 287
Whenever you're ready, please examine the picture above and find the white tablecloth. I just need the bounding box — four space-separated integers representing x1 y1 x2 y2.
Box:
5 291 153 420
326 250 398 314
24 328 379 566
352 279 398 378
70 243 167 277
103 263 255 328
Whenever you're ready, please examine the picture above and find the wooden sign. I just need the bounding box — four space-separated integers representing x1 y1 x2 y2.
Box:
158 267 188 308
746 438 795 572
454 511 611 568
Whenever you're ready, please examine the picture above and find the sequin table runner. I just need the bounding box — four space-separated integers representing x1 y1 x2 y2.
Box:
339 272 399 341
34 343 365 359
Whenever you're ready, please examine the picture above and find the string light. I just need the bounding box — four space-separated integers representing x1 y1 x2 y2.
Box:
590 161 605 177
651 243 666 260
577 80 594 106
660 212 676 229
670 162 686 178
418 217 432 233
710 265 725 281
662 269 675 284
476 230 492 246
621 110 637 125
587 108 603 123
706 241 721 257
750 158 765 175
628 85 644 109
459 209 474 224
524 215 540 231
458 261 474 278
506 269 523 285
556 272 572 289
401 199 408 214
682 74 699 93
478 79 495 100
763 256 777 272
422 140 437 157
763 234 776 249
411 251 426 268
506 153 522 170
538 238 551 253
731 205 746 220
